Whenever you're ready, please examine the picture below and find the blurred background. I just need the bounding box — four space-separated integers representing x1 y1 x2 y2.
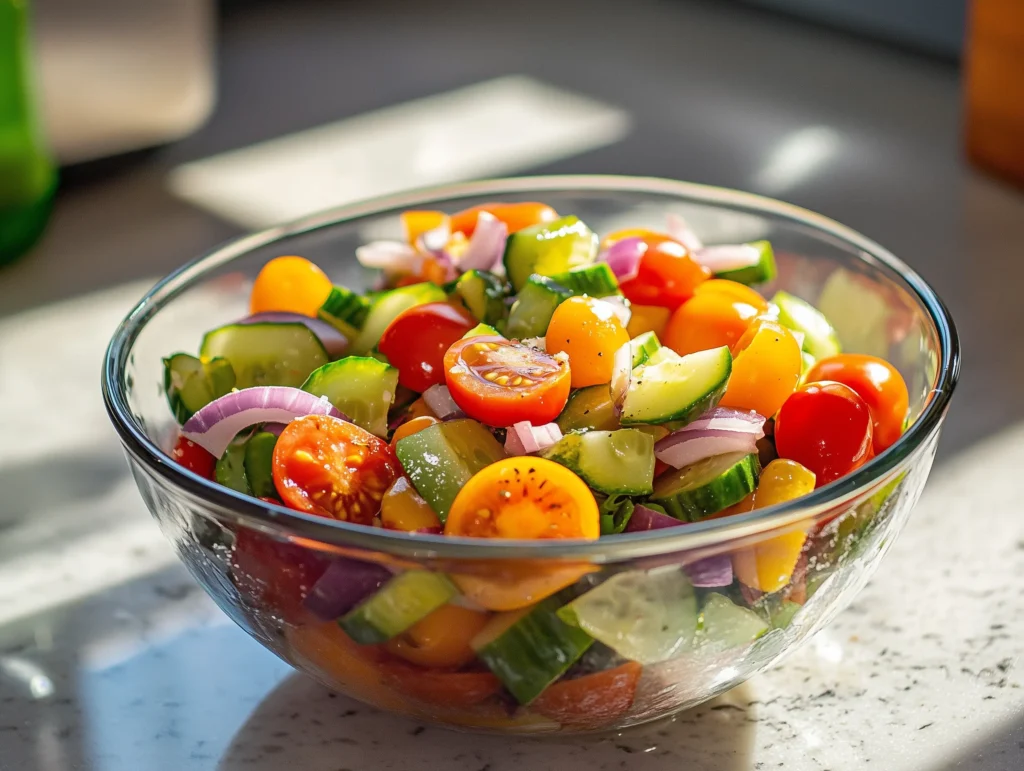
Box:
3 1 1024 769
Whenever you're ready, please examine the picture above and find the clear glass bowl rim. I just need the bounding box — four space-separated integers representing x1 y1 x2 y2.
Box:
102 175 960 563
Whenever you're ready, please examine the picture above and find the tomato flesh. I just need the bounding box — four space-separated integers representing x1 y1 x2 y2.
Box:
444 336 571 426
775 382 874 487
378 302 477 392
616 233 710 309
171 436 216 479
272 415 398 523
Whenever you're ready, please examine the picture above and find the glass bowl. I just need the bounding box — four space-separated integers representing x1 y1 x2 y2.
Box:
102 176 958 734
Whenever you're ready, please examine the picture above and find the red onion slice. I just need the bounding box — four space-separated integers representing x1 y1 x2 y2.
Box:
239 312 349 359
458 212 508 272
685 554 734 587
505 421 563 456
422 384 465 421
665 213 704 251
182 387 342 458
417 221 451 255
599 236 645 283
596 295 632 328
303 557 393 621
674 407 766 437
610 340 632 410
625 504 686 532
655 430 758 469
694 244 761 273
356 241 424 274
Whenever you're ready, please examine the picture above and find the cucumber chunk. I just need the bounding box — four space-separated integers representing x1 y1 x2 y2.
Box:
547 263 620 297
163 353 236 423
243 431 279 499
651 452 760 521
620 346 732 426
503 216 598 292
340 571 457 645
215 442 251 495
320 285 371 328
773 290 841 360
556 384 619 432
542 429 655 496
200 323 328 389
317 309 361 342
395 419 506 522
301 356 398 437
505 275 573 340
462 322 502 339
472 594 593 705
700 593 769 648
450 269 508 325
712 240 776 285
558 567 698 665
629 331 661 368
352 282 446 354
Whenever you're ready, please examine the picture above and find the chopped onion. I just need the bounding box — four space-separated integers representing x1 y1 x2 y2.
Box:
417 221 451 255
625 505 685 532
599 236 645 283
505 421 563 456
303 557 392 621
240 312 349 358
356 240 424 274
655 430 758 469
665 213 704 251
609 340 632 409
694 243 761 273
684 554 734 587
422 384 465 421
672 407 766 437
520 336 546 351
182 387 342 458
596 295 632 328
458 212 508 272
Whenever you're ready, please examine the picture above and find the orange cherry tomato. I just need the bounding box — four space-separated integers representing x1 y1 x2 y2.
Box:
775 381 874 487
403 397 436 421
384 603 490 669
663 292 762 357
616 233 711 310
445 458 599 540
531 662 643 729
379 664 503 709
390 415 439 449
452 559 595 611
626 303 671 339
171 436 216 479
720 319 802 418
378 302 478 392
444 336 571 426
449 201 558 238
694 278 770 310
401 210 449 245
379 475 442 533
272 415 399 524
546 296 630 388
804 354 909 453
249 256 333 317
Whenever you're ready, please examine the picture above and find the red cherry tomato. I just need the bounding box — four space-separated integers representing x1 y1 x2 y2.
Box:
378 302 478 392
615 233 711 310
804 354 909 453
774 381 874 487
232 528 328 624
171 436 216 479
272 415 399 524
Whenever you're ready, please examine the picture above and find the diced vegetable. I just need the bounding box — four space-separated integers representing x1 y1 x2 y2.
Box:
163 353 235 423
505 275 573 340
772 290 841 360
620 346 732 426
450 269 508 325
351 282 447 354
250 255 333 317
320 284 371 327
699 593 769 648
462 322 502 338
556 384 619 433
243 431 279 499
301 356 399 438
339 571 457 645
651 452 761 521
702 240 776 285
547 296 630 389
200 322 329 389
503 215 599 292
215 441 251 495
542 429 655 496
546 263 620 297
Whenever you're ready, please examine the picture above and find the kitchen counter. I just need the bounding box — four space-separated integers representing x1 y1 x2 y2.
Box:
1 0 1023 768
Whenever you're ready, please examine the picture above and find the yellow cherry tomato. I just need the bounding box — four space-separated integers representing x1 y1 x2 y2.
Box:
380 476 442 532
250 255 333 317
546 296 630 388
663 292 762 357
390 415 439 449
401 210 449 245
720 318 802 418
404 397 436 421
626 304 671 340
385 603 490 669
732 459 815 593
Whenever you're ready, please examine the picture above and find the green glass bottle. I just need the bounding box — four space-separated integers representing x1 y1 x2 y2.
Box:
0 0 56 267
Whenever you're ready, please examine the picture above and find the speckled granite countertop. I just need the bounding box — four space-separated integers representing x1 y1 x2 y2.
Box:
0 282 1022 771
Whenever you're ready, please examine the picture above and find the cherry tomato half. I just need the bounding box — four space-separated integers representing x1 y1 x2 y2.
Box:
611 232 711 310
546 296 630 388
444 336 571 426
804 354 909 453
272 415 399 524
378 302 478 392
774 381 874 487
449 202 558 238
250 255 333 317
171 436 216 479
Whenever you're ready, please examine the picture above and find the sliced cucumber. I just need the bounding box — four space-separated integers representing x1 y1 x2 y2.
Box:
301 356 398 438
450 269 508 325
320 285 371 328
712 240 776 285
620 346 732 426
816 270 889 358
542 429 654 496
162 353 235 423
699 593 769 648
340 571 457 645
558 567 698 665
598 494 635 535
503 215 599 292
547 263 620 297
317 309 361 342
651 452 760 521
200 323 328 389
394 418 506 522
352 282 447 354
773 290 841 360
629 331 661 368
767 599 802 630
243 431 278 499
472 594 593 705
463 322 502 339
556 384 619 433
215 442 251 495
504 275 573 340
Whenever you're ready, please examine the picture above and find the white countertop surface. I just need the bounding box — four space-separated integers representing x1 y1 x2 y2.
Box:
1 283 1022 771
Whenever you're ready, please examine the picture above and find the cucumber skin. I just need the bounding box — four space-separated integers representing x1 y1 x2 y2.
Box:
244 432 279 499
320 285 371 327
200 322 328 389
163 353 235 423
452 270 508 325
215 443 251 495
712 241 776 285
653 453 761 521
629 331 661 368
503 216 598 292
556 384 619 433
474 594 594 705
505 275 573 340
301 356 399 438
339 571 457 645
620 347 732 426
547 263 620 297
463 322 502 339
542 429 655 496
